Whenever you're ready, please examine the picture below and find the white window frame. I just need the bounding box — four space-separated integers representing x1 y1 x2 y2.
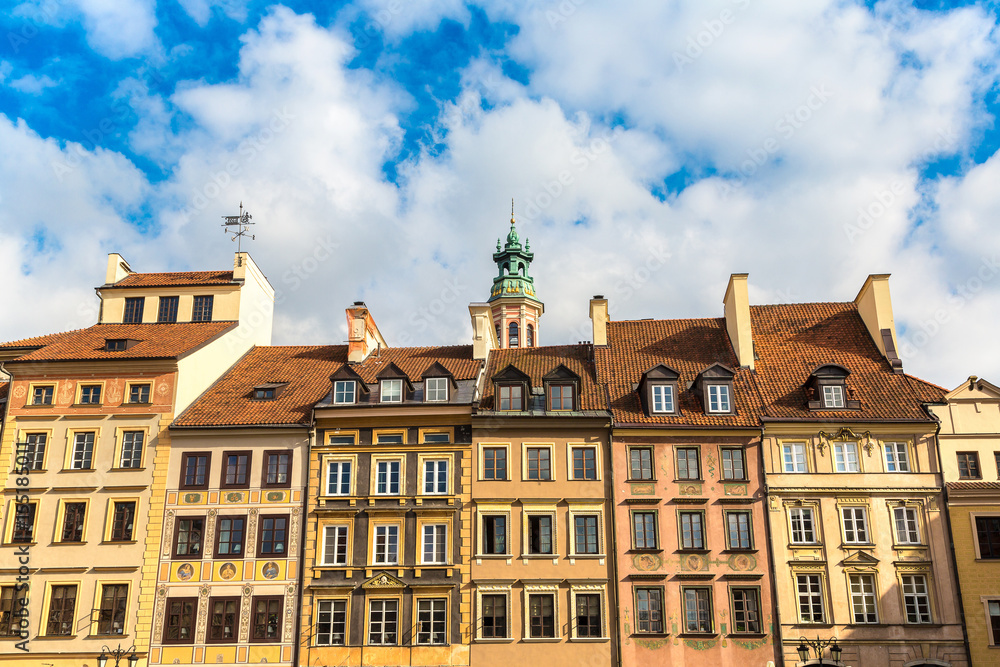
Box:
425 377 448 402
372 525 399 565
789 507 817 544
568 443 600 481
833 442 860 472
315 598 348 646
567 503 605 557
368 599 399 645
848 573 879 624
321 525 350 565
841 507 870 544
476 505 511 557
373 458 402 495
422 459 449 495
884 442 911 472
707 384 731 413
901 574 932 623
796 573 825 623
421 524 448 564
476 585 512 640
893 506 921 545
326 459 353 497
782 443 807 473
985 599 1000 646
651 384 674 413
415 597 448 645
333 380 356 405
71 431 96 470
380 379 403 403
823 385 845 408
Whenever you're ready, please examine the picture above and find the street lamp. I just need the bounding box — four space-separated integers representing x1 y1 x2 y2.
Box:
796 635 842 665
97 644 139 667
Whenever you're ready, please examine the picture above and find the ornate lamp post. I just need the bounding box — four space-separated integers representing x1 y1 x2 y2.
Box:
797 635 843 665
97 644 139 667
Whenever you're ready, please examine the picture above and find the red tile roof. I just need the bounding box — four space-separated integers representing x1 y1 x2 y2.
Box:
946 481 1000 491
175 346 349 427
479 344 605 411
0 330 82 349
597 318 762 427
106 270 236 288
352 346 481 383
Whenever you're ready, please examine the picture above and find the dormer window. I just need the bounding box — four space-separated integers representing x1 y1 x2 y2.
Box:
252 383 287 401
639 365 681 416
381 379 403 403
652 385 674 413
823 385 845 409
692 364 736 416
707 385 731 413
425 377 448 402
105 338 138 352
542 365 581 413
492 365 531 412
499 385 523 410
806 365 859 411
334 381 356 404
548 384 574 411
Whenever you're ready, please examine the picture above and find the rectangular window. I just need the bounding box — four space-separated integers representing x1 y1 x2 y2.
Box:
527 447 551 480
790 508 816 543
633 512 658 549
422 432 450 443
651 384 674 413
80 384 102 404
333 380 356 404
215 517 246 557
423 460 448 495
958 452 982 479
380 379 402 403
528 515 553 555
989 601 1000 646
208 596 240 642
630 447 653 480
823 385 845 408
20 433 47 470
119 431 143 468
110 501 136 542
797 574 824 623
315 599 347 646
46 585 77 636
192 295 214 322
128 383 150 404
635 588 664 633
97 584 128 635
482 515 507 555
164 597 197 643
726 511 752 550
683 588 712 633
375 460 401 495
481 594 507 638
707 384 731 413
722 448 746 480
574 515 599 554
976 517 1000 558
572 446 597 480
222 451 251 488
157 296 179 323
676 447 700 480
894 507 921 545
61 502 86 542
258 516 288 555
849 574 878 623
498 384 523 410
373 525 399 564
181 453 209 488
528 593 555 638
575 593 602 638
174 517 204 558
731 588 760 634
12 502 37 543
251 596 282 642
416 598 447 645
885 442 911 472
833 442 860 472
328 434 356 445
71 432 95 469
679 511 705 550
422 524 447 564
483 447 507 480
425 377 448 402
264 451 291 487
326 460 352 496
0 587 21 636
842 507 870 544
376 432 404 445
323 525 349 565
901 575 932 623
123 297 144 323
31 384 54 405
783 443 807 473
368 599 398 645
548 384 574 410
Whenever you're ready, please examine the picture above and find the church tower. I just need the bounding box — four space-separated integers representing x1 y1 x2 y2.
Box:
488 209 543 348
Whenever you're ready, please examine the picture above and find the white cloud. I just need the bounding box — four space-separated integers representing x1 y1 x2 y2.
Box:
8 73 59 94
177 0 251 27
71 0 159 58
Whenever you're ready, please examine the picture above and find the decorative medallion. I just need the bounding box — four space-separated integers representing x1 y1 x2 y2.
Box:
683 554 706 571
362 572 405 589
220 563 238 580
157 381 170 398
684 638 719 650
242 585 253 596
12 385 25 399
723 483 748 496
727 553 757 571
632 553 663 571
630 483 656 496
176 563 195 581
266 491 284 502
183 493 202 503
208 508 218 516
59 381 74 405
225 492 243 503
262 562 279 579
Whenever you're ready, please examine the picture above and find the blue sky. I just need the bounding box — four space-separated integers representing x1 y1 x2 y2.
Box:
1 0 999 386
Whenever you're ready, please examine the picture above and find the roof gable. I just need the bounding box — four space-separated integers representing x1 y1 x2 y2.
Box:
493 364 531 383
542 364 580 382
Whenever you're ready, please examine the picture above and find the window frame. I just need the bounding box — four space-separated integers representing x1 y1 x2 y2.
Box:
420 523 449 565
833 441 861 473
250 595 283 643
678 510 706 551
414 597 448 645
822 384 845 409
207 595 241 643
631 510 659 551
650 384 676 414
973 513 1000 559
371 522 401 566
192 295 214 322
333 380 357 405
162 596 198 644
380 378 403 403
78 383 103 405
724 510 753 551
681 586 714 634
958 451 983 479
122 297 144 324
571 588 606 639
497 383 524 411
788 506 818 545
675 446 701 481
8 499 38 544
371 456 404 495
262 450 292 488
478 589 510 640
899 573 933 624
172 515 205 560
526 591 556 639
116 429 146 469
547 383 575 411
477 508 510 557
16 431 49 471
569 444 599 481
721 447 747 481
43 583 78 637
795 573 826 624
374 429 406 445
424 376 449 402
66 430 97 471
884 442 912 472
29 383 54 406
848 573 879 624
782 442 808 473
525 513 555 556
729 586 762 635
367 598 399 645
180 452 211 490
523 444 554 481
58 499 88 544
705 383 732 414
481 444 509 481
157 296 180 323
324 456 356 497
126 382 151 405
634 586 665 634
320 523 351 566
420 456 451 496
314 598 348 646
841 506 871 545
220 450 252 489
108 500 137 542
628 447 654 481
892 505 922 546
256 514 290 557
94 582 130 636
214 515 248 559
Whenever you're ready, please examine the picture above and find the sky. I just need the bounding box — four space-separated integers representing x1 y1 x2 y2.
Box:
1 0 999 389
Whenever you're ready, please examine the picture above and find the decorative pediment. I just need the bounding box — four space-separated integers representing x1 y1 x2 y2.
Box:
492 364 530 383
694 362 736 384
642 364 681 383
542 364 580 382
810 364 850 380
817 427 874 456
421 362 457 388
330 365 365 383
362 572 405 590
841 550 879 566
376 362 414 391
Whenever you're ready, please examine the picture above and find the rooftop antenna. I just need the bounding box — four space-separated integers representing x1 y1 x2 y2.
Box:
222 202 255 256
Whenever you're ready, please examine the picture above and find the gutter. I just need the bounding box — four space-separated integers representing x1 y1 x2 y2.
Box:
604 383 623 667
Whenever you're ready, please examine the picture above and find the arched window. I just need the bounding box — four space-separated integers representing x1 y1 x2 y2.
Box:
519 263 526 276
508 322 519 348
495 324 501 344
526 324 534 347
502 262 510 275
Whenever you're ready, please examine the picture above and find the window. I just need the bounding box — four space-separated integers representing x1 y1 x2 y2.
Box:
123 297 144 323
380 379 402 403
157 296 179 323
46 585 77 636
651 384 674 413
251 596 282 642
97 584 128 635
483 447 507 480
548 384 574 410
783 443 807 473
528 515 553 554
731 588 760 634
19 433 46 470
323 525 349 565
164 597 196 643
80 385 102 404
263 451 291 487
885 442 910 472
894 507 921 545
996 452 1000 478
789 507 816 544
849 574 878 623
958 452 982 479
796 574 824 623
328 433 357 445
192 295 214 322
635 588 664 633
989 601 1000 646
527 447 551 480
676 447 700 480
253 387 275 400
575 593 602 638
833 442 860 472
842 507 870 544
0 587 21 636
368 599 398 645
12 502 37 543
481 594 507 638
71 432 95 469
633 512 658 550
215 517 246 557
373 525 399 564
630 448 653 480
424 377 449 402
423 460 448 495
901 574 932 623
326 460 352 496
526 324 535 347
376 431 404 445
508 322 519 348
572 446 597 480
498 384 523 410
110 502 136 542
823 385 845 408
208 597 240 643
61 502 86 542
416 598 447 644
707 384 731 413
31 384 54 405
422 524 447 564
722 448 746 480
574 515 599 554
680 511 705 550
528 593 555 638
333 380 356 404
105 339 128 352
976 517 1000 558
315 599 347 645
181 453 209 488
482 515 507 554
119 431 144 468
258 516 288 555
683 588 712 633
128 383 150 404
174 517 204 558
726 511 752 550
375 460 401 495
222 451 251 488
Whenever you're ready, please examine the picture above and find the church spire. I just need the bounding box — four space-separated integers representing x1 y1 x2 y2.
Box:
488 203 543 348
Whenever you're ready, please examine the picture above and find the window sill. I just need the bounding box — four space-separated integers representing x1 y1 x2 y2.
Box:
60 468 97 473
676 549 711 554
523 478 555 482
521 637 560 642
678 633 718 638
476 554 512 559
569 554 606 559
721 478 749 483
791 623 833 629
894 544 926 550
6 542 37 547
627 549 663 554
475 637 514 643
38 634 77 639
627 478 657 483
727 633 767 638
570 637 610 642
108 468 147 473
674 478 704 483
52 541 87 546
630 632 669 638
86 634 131 640
840 543 876 549
521 554 557 559
101 540 138 545
720 549 758 554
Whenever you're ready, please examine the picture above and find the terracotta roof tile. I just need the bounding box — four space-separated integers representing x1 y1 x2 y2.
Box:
479 344 605 411
175 345 349 427
353 346 481 383
0 330 83 349
108 270 236 288
946 481 1000 491
597 318 762 427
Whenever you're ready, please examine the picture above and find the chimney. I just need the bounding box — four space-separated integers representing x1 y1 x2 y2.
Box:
723 273 754 369
105 253 133 285
589 295 609 346
346 302 388 363
854 274 903 373
469 302 498 360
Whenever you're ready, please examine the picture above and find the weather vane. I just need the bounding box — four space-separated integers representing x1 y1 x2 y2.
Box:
221 202 255 253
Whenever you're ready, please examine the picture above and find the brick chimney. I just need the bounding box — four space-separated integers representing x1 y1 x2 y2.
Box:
854 274 903 373
723 273 754 369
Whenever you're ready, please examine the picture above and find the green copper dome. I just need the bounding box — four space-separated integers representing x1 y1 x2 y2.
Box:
489 217 540 303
